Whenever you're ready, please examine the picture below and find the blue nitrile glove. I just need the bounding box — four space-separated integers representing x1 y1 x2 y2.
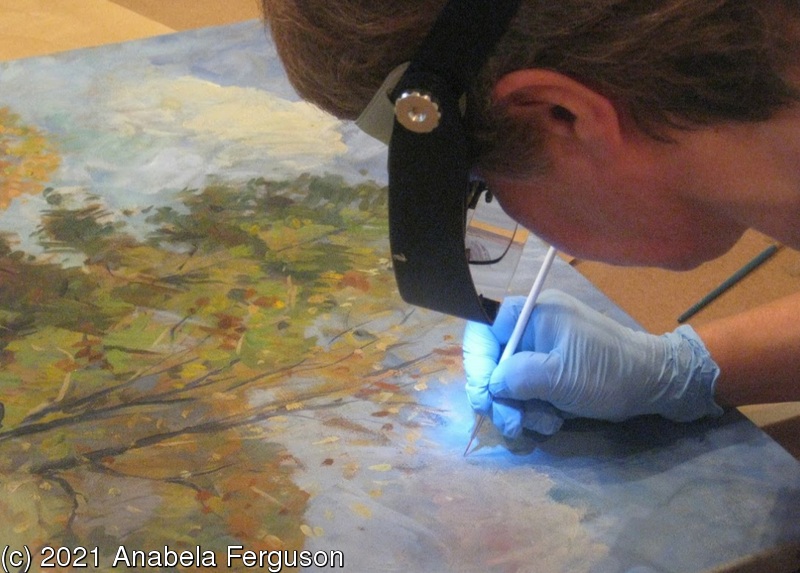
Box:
463 290 724 438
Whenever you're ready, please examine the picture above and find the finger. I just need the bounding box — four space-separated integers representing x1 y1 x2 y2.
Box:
488 351 562 403
489 296 527 345
463 321 502 414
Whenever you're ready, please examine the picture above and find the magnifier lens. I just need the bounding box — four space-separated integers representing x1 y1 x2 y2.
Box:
465 190 528 303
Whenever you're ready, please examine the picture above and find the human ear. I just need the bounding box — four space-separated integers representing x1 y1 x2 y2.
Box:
491 69 623 158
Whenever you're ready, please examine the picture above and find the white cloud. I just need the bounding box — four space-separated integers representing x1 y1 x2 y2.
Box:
106 76 347 171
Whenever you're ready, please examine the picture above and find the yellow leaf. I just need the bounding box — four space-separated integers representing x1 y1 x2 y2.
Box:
368 464 392 472
205 496 224 514
262 535 284 549
313 436 340 445
406 430 422 443
181 362 207 381
351 503 372 519
342 462 360 479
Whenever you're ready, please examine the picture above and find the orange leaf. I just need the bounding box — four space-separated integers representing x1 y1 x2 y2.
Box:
339 271 370 292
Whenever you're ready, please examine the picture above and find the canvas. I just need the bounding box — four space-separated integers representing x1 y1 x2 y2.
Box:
0 22 798 573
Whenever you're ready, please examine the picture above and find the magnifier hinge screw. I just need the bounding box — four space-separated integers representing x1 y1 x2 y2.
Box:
395 90 441 133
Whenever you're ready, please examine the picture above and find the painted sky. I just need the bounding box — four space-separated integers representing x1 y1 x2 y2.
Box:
0 21 387 249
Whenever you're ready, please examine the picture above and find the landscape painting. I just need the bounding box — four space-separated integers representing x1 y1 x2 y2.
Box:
0 21 798 573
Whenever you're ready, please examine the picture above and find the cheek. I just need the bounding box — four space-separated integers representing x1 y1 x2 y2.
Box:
483 174 744 268
491 182 584 243
489 182 632 263
492 191 582 257
489 179 552 229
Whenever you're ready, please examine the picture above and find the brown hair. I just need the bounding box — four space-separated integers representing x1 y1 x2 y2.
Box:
262 1 448 119
263 1 800 174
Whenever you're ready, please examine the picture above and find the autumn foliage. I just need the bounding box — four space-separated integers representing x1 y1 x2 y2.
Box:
0 170 464 567
0 107 60 208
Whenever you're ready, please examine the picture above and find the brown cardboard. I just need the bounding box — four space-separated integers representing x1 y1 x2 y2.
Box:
0 0 173 61
109 0 262 30
571 230 799 333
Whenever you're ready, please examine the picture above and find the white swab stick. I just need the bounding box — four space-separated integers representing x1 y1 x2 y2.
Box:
464 245 558 456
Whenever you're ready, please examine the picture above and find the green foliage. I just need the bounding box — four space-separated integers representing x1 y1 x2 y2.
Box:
0 234 117 345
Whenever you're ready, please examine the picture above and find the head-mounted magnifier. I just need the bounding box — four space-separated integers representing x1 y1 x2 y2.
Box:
356 0 522 324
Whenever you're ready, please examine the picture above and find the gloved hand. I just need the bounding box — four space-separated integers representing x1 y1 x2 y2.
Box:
463 290 724 438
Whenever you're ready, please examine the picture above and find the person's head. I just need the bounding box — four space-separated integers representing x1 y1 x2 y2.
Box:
262 1 800 267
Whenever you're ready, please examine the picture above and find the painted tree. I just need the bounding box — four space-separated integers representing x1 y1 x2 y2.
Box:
0 173 462 568
0 107 60 209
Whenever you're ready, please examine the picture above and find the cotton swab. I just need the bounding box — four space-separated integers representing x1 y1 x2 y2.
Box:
464 245 558 456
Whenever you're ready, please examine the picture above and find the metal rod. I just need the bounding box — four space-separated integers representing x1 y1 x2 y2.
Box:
677 244 780 323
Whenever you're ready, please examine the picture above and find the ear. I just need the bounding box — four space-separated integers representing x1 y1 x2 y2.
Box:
491 69 624 159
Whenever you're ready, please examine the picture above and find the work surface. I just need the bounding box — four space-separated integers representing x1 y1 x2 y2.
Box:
0 21 798 573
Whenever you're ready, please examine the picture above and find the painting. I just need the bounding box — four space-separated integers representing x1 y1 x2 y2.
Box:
0 21 798 573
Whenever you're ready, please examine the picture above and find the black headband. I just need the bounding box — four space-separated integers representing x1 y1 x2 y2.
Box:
387 0 523 323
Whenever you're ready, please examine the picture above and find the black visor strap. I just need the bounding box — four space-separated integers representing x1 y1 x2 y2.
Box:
387 0 522 323
392 0 523 103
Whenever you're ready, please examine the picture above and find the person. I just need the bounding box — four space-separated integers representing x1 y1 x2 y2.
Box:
261 0 800 437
